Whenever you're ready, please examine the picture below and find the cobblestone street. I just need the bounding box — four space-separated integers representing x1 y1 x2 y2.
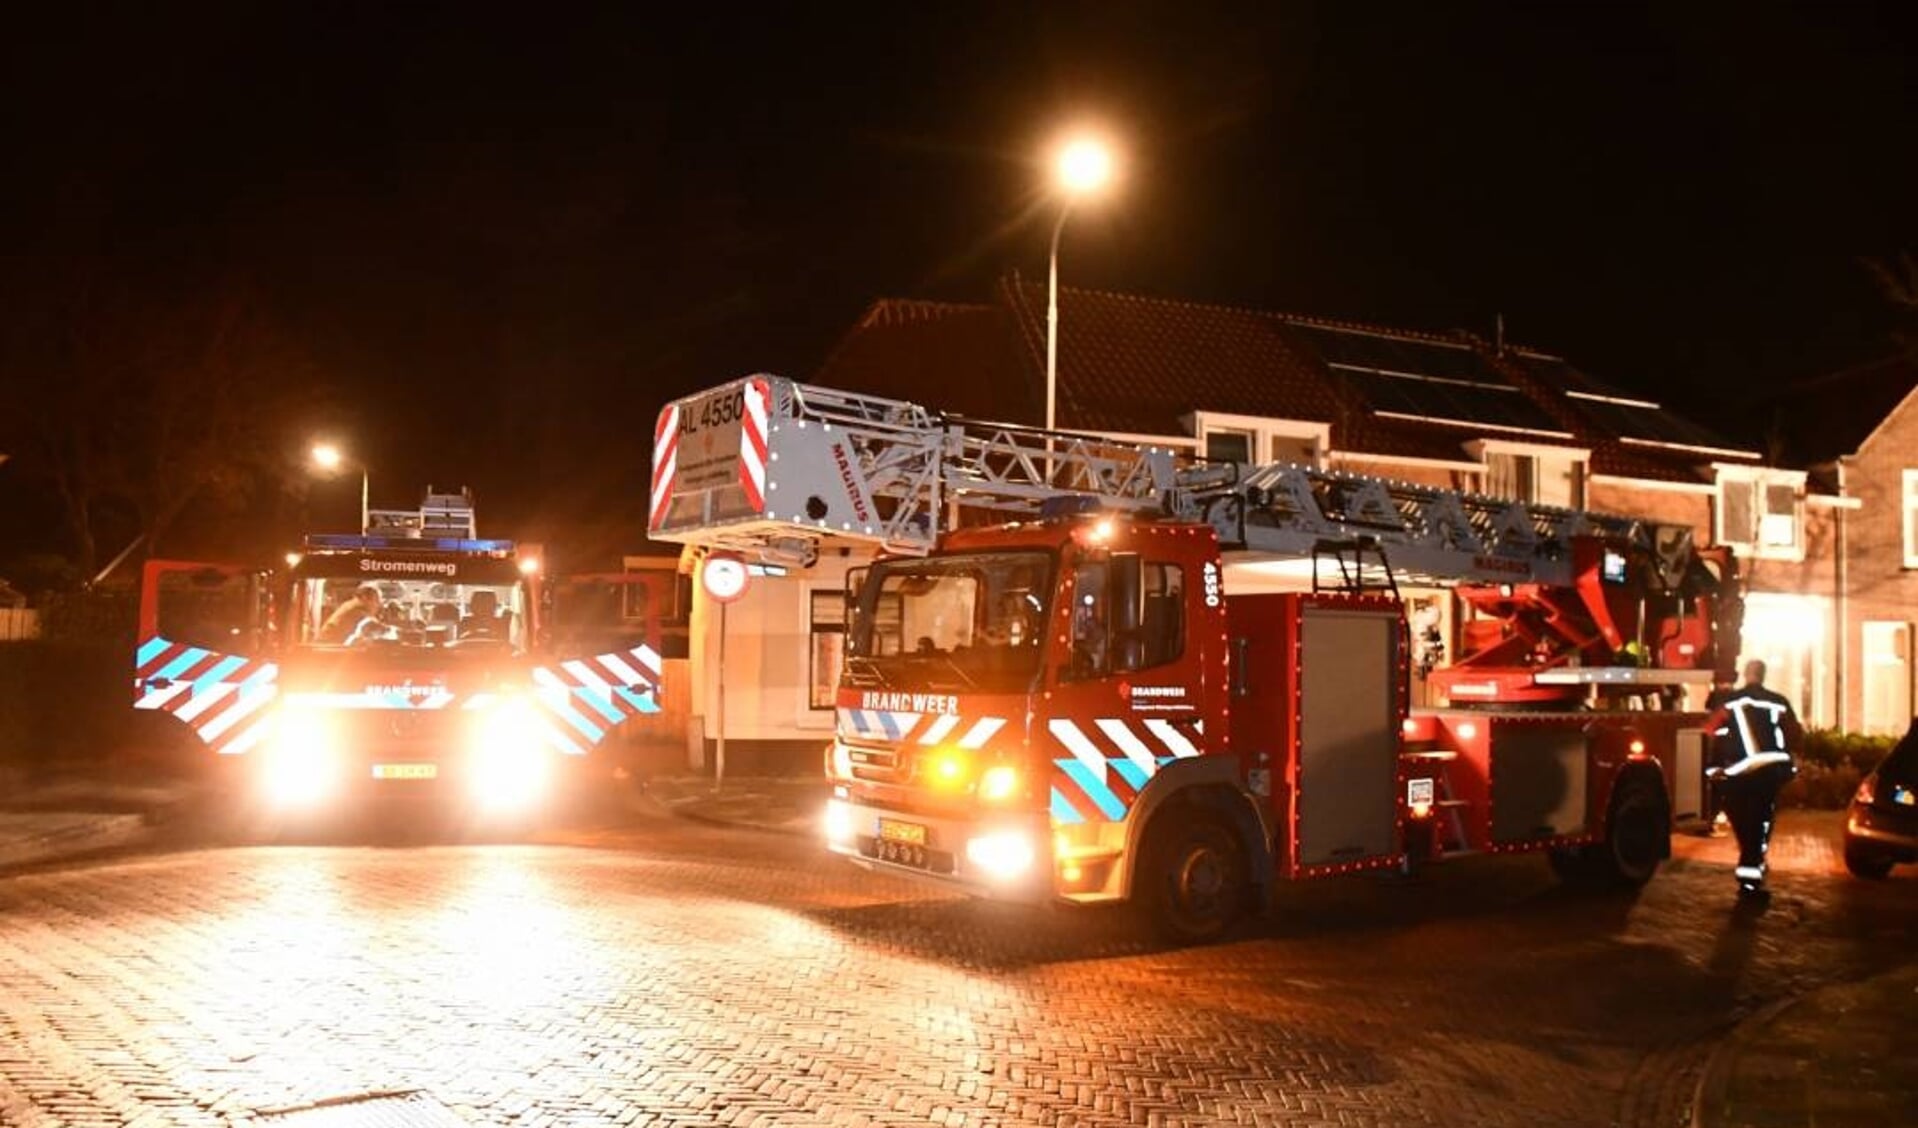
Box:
1 805 1911 1128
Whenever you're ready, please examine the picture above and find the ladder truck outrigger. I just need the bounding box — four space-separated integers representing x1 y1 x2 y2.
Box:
652 375 1741 942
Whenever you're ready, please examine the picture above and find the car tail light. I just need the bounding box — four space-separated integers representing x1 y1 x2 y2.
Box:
1854 776 1876 806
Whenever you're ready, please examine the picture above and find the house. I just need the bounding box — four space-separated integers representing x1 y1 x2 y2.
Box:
667 276 1862 771
1754 355 1918 735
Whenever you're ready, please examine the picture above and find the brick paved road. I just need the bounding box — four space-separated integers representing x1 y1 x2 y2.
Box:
1 804 1911 1128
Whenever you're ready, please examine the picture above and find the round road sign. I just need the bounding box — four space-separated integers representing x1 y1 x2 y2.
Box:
701 552 750 603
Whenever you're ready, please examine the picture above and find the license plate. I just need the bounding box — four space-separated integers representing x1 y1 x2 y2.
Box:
372 763 437 780
878 818 927 846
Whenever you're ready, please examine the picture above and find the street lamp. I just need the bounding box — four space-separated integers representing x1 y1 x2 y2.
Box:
1046 134 1116 434
310 441 369 536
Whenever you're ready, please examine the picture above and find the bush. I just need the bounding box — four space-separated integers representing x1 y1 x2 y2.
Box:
1778 729 1896 809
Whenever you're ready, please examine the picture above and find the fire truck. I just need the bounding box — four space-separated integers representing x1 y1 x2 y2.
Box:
134 489 666 815
650 376 1741 941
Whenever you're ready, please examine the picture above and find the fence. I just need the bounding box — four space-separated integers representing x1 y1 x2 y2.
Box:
0 608 39 641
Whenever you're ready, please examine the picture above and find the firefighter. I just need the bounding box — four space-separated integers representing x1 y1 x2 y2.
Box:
321 584 383 644
1703 659 1802 898
460 588 507 641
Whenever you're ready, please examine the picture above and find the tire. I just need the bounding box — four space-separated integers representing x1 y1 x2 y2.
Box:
1547 845 1601 884
1844 840 1895 880
1595 782 1669 887
1554 780 1667 889
1136 807 1249 945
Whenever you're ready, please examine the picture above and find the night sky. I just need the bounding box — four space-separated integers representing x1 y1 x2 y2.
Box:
4 2 1916 562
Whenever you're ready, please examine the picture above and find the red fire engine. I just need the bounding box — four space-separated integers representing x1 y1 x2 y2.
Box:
651 376 1740 941
134 489 666 815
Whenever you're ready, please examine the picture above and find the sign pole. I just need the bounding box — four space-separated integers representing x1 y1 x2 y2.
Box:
715 599 727 794
698 551 748 795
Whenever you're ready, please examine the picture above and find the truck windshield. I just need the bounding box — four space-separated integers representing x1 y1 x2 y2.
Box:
846 551 1053 693
297 576 529 654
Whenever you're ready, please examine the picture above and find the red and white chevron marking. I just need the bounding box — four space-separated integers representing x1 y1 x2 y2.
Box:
835 707 1009 749
132 638 279 756
650 401 682 530
738 377 770 512
1046 715 1206 824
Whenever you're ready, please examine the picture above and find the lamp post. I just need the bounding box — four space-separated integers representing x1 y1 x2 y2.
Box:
310 442 369 536
1045 135 1116 434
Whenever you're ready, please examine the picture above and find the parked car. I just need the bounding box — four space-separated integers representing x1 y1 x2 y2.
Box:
1844 717 1918 879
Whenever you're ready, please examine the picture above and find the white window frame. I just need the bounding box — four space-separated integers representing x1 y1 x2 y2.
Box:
1713 463 1806 562
1465 439 1590 507
1189 411 1329 469
1904 468 1918 569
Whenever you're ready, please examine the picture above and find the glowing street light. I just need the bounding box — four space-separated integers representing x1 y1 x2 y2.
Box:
310 441 369 536
1045 133 1118 436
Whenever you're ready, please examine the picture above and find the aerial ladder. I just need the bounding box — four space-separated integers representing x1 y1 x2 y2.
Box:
650 374 1737 705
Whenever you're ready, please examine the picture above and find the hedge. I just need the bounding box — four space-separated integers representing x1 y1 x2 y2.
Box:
1779 728 1899 810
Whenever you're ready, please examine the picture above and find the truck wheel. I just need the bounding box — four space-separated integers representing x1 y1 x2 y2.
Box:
1595 781 1668 887
1137 808 1248 945
1546 845 1600 884
1844 840 1894 880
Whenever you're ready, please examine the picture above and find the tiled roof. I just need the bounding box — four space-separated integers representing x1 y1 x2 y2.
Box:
813 275 1746 485
812 299 1034 423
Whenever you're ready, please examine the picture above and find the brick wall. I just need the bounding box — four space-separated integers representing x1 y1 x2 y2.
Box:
1839 389 1918 733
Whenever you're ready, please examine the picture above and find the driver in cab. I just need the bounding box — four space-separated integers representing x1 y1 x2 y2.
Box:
321 584 383 645
459 589 508 642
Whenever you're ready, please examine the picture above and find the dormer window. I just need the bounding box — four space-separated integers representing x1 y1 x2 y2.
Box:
1469 440 1588 508
1191 412 1328 469
1715 465 1804 561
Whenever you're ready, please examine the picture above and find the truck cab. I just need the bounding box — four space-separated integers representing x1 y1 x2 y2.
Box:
827 514 1250 916
261 533 551 812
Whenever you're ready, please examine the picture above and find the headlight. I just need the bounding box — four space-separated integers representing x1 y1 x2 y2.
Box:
978 764 1020 803
920 746 971 791
262 705 338 807
965 829 1035 880
469 696 550 811
824 798 855 844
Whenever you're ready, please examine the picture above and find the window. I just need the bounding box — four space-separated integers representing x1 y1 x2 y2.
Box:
1862 621 1911 736
1192 412 1328 470
1484 452 1535 500
1204 429 1253 463
1136 564 1186 668
844 552 1051 694
1482 449 1584 506
1269 434 1315 466
1716 468 1803 559
1760 483 1799 550
1904 469 1918 568
808 591 846 710
1066 558 1185 680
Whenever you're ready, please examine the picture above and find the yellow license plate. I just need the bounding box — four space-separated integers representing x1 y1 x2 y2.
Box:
878 818 927 846
372 763 437 780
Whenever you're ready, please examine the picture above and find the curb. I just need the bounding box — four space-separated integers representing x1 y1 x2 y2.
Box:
640 780 821 838
1690 994 1801 1128
0 812 151 873
661 802 814 838
1689 964 1918 1128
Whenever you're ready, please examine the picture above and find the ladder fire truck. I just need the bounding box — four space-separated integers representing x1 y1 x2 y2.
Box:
651 375 1740 941
134 490 666 816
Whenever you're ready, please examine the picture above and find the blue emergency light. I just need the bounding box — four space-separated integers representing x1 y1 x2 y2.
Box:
303 534 517 555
